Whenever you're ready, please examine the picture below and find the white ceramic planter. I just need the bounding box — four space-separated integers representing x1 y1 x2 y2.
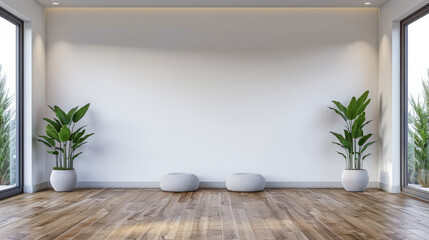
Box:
341 169 369 192
50 169 77 192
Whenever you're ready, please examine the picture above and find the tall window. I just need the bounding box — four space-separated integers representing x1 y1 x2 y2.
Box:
401 4 429 200
0 7 23 200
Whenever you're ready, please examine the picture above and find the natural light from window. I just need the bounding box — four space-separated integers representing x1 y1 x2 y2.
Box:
407 13 429 192
0 16 18 191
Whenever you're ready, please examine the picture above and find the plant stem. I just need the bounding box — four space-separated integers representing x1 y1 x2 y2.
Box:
63 143 67 168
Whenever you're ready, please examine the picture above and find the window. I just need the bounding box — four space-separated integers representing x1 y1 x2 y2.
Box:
401 3 429 200
0 7 23 200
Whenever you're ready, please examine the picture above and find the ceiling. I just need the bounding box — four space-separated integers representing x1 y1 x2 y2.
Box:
37 0 389 8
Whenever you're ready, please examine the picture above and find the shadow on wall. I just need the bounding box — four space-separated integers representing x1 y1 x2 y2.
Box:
47 8 375 56
378 93 390 185
379 171 391 186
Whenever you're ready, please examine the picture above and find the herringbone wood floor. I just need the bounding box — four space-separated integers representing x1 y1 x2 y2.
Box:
0 188 428 239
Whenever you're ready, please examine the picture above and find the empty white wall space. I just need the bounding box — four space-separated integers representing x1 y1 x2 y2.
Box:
0 0 46 193
46 8 379 186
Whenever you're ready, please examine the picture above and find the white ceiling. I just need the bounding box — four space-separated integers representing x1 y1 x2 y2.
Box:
37 0 389 8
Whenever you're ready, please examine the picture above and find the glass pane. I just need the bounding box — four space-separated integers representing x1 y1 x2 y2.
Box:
407 13 429 192
0 16 18 192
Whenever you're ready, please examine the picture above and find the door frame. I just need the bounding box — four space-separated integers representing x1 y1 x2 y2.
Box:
0 6 24 200
400 3 429 201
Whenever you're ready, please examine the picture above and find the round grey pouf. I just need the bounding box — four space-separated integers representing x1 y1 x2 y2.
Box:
160 173 200 192
226 173 266 192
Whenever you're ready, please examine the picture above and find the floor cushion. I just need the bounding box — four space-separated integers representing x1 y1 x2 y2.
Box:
160 173 200 192
226 173 266 192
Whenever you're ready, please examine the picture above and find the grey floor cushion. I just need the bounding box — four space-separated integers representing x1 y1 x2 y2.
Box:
160 173 200 192
226 173 266 192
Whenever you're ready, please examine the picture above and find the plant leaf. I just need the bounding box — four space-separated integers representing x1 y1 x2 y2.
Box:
67 106 79 120
356 91 369 108
47 150 59 155
72 152 83 160
54 106 71 125
358 133 372 146
362 120 373 128
58 125 71 142
73 103 90 123
330 131 350 151
361 141 376 153
39 135 56 146
346 97 358 120
332 142 345 148
356 99 371 117
362 153 371 160
336 151 346 159
332 101 348 116
48 105 55 112
43 118 61 132
69 126 86 141
46 125 60 141
328 107 347 121
72 141 87 150
76 133 94 145
37 139 54 148
352 113 366 138
73 130 86 143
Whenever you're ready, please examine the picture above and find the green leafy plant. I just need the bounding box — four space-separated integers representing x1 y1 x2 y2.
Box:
408 72 429 187
329 91 375 170
37 104 94 170
0 65 14 185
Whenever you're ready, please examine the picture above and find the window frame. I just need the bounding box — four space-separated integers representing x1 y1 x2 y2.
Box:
400 3 429 200
0 6 24 200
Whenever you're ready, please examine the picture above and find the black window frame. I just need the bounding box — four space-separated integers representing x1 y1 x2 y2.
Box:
0 6 24 200
400 3 429 201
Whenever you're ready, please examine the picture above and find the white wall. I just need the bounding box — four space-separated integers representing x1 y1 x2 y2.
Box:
0 0 46 192
378 0 429 193
46 8 379 186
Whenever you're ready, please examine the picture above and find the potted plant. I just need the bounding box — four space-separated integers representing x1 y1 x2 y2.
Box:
329 91 375 192
37 104 94 192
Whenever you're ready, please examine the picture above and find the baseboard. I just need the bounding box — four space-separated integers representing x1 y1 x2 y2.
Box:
377 182 401 193
267 181 378 188
75 181 378 189
199 182 226 188
24 181 388 191
76 181 226 188
23 182 49 193
76 181 159 188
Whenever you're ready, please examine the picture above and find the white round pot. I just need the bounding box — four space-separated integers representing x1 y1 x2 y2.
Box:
341 169 369 192
50 169 77 192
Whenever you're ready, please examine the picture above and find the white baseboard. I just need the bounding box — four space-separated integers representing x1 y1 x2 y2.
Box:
26 181 390 192
377 182 401 193
76 181 159 188
23 182 49 193
267 181 378 188
199 182 226 188
73 181 379 189
77 181 226 188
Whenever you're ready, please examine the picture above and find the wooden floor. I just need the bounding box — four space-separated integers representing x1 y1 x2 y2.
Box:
0 189 428 240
